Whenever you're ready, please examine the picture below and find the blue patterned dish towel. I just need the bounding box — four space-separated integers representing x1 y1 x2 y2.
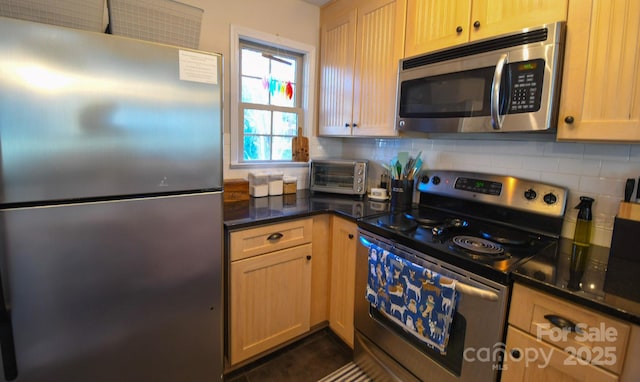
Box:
365 242 458 354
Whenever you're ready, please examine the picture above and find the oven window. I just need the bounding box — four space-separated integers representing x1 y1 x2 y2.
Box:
370 307 466 376
399 67 495 118
312 165 354 188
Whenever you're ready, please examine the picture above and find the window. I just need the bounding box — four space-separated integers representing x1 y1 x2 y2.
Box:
239 41 302 162
230 25 316 167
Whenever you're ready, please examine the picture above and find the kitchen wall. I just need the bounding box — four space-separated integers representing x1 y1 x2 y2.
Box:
186 0 638 248
338 137 640 248
182 0 330 186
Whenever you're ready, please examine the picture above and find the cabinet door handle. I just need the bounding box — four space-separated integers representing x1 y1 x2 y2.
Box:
352 123 358 128
344 123 350 127
348 234 354 239
473 20 481 28
267 232 284 241
544 314 581 333
306 255 312 261
456 26 463 33
564 116 575 124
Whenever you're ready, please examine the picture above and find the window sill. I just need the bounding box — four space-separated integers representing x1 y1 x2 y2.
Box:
229 161 310 169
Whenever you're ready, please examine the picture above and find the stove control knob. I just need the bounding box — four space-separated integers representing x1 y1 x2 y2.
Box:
431 176 441 185
420 174 430 184
543 192 558 205
524 188 537 200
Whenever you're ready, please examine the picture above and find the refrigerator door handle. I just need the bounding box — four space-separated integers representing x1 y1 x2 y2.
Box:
0 318 17 380
0 276 18 380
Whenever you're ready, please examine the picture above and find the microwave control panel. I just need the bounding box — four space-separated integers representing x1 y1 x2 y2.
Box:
507 59 545 114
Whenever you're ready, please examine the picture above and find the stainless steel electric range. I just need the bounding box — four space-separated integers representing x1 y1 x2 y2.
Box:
354 170 568 382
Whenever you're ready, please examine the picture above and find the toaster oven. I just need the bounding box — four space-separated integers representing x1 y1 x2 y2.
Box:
309 159 368 196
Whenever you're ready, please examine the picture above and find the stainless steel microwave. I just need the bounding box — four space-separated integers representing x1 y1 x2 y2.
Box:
396 22 566 134
309 159 368 196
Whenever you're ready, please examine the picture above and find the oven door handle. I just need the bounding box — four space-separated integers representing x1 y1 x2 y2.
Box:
359 236 499 302
455 281 499 302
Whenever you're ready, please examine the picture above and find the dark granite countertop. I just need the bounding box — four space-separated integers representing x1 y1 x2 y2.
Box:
512 238 640 325
223 189 392 230
224 190 640 325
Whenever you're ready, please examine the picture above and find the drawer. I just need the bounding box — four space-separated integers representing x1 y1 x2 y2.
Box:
230 218 313 261
509 284 630 375
502 326 618 382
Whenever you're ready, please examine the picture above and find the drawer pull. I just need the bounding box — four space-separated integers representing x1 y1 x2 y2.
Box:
544 314 581 333
267 232 284 241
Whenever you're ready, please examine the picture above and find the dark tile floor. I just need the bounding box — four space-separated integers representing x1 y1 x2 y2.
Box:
224 329 353 382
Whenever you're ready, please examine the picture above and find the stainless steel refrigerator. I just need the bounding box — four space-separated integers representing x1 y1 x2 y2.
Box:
0 16 223 381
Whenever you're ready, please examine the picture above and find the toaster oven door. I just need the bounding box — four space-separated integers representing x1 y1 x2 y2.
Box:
310 161 367 195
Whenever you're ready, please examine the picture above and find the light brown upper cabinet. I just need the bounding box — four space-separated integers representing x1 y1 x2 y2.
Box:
404 0 568 57
557 0 640 142
319 0 406 137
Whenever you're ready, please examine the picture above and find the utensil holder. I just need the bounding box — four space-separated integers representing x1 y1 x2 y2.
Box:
391 179 414 209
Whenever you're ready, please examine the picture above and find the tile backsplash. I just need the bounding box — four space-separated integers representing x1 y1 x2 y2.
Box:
223 130 639 248
338 138 640 248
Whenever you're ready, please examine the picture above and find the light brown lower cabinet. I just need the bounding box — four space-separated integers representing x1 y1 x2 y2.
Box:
228 218 313 365
502 283 640 381
328 216 358 347
229 244 312 365
310 214 331 327
227 214 360 366
502 326 618 382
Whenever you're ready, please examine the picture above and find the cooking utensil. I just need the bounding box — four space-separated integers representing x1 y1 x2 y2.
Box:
390 153 423 180
397 151 409 168
291 127 309 162
403 158 414 178
390 157 402 179
389 159 396 179
409 158 422 180
624 178 635 202
431 218 469 237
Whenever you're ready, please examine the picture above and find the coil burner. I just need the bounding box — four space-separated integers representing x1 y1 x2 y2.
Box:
451 235 509 261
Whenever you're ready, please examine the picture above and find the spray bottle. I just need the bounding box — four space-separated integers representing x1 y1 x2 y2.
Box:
568 196 594 291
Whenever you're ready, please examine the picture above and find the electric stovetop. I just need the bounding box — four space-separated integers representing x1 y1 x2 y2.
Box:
357 170 569 284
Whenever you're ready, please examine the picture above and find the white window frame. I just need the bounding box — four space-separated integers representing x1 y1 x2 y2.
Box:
230 25 316 167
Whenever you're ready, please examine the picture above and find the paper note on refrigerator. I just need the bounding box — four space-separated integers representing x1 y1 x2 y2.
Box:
179 50 218 84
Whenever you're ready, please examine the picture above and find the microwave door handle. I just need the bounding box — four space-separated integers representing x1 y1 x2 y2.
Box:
491 54 509 130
